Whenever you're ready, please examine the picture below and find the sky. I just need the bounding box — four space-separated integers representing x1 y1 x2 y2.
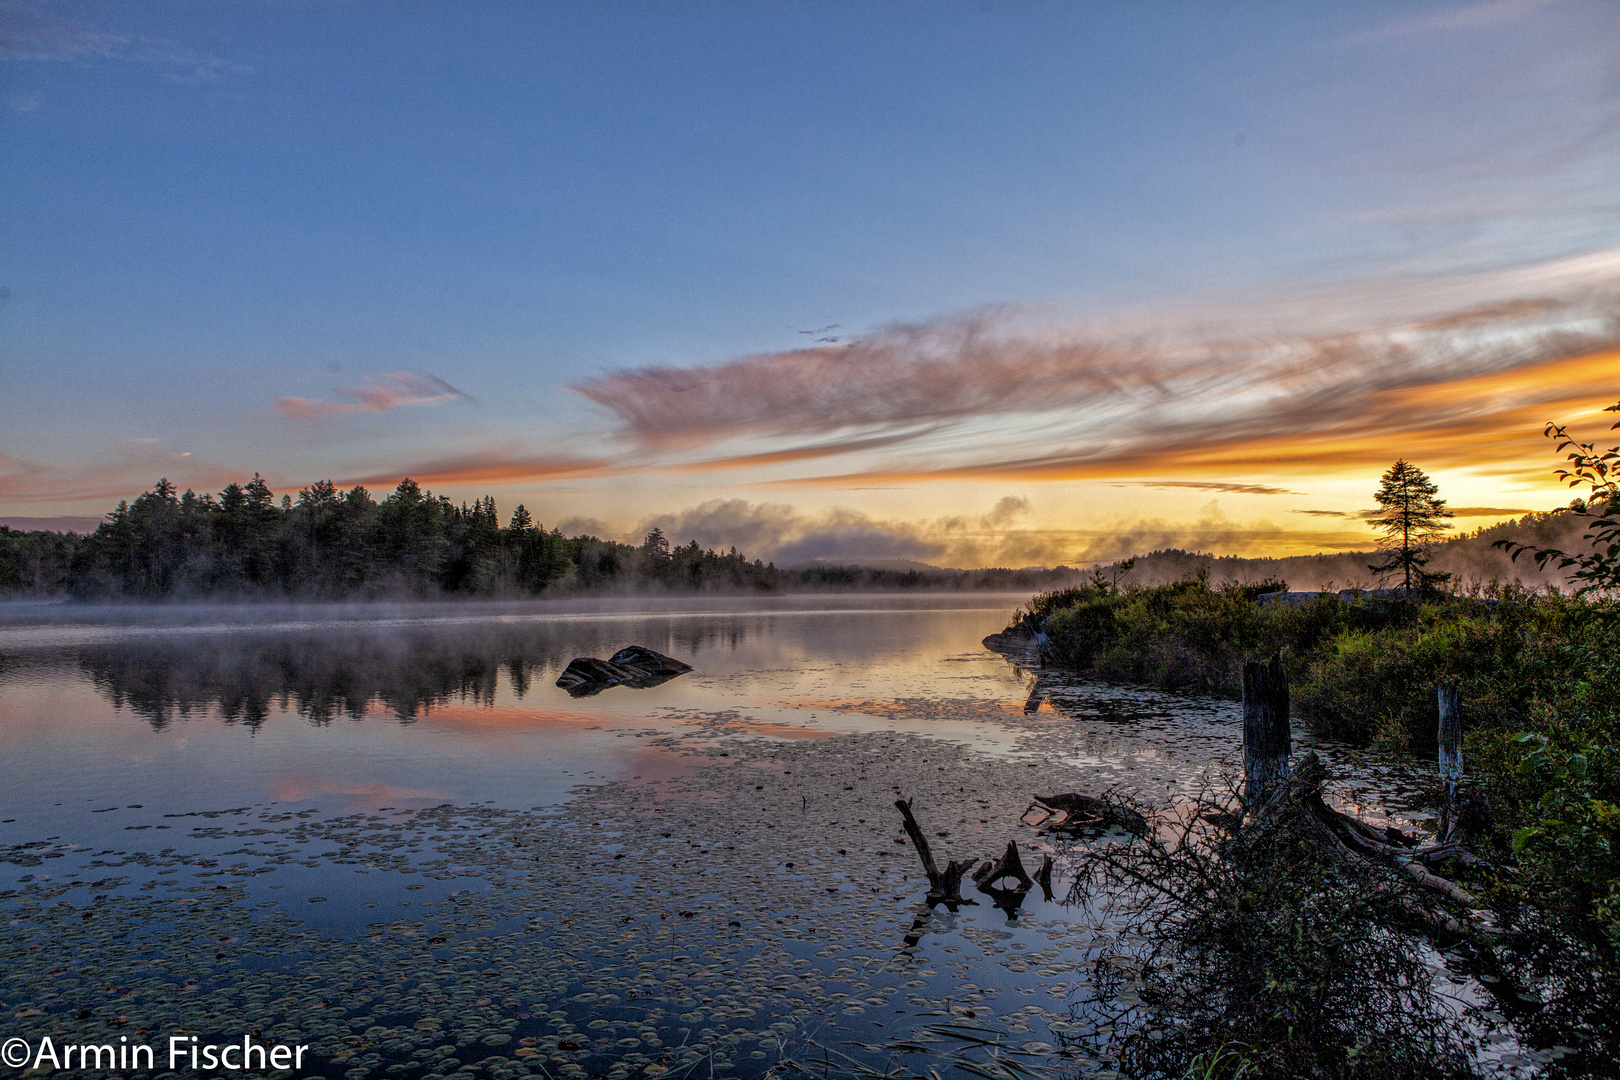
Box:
2 0 1618 567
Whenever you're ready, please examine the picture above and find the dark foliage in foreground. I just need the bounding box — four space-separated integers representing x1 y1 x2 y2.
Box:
1486 903 1620 1079
1063 778 1482 1079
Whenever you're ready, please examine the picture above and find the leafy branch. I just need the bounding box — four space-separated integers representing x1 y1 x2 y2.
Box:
1495 400 1620 596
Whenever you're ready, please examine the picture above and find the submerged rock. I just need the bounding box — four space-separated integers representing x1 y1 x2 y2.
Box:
555 646 693 696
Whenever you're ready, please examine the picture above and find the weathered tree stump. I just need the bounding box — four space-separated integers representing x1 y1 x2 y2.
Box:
970 841 1037 918
1243 652 1291 808
972 840 1035 891
1437 683 1463 839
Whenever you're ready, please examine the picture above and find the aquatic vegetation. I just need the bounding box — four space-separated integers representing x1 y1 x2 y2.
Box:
1 728 1133 1080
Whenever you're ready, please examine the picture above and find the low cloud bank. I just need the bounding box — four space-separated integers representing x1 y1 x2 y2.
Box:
622 497 1372 570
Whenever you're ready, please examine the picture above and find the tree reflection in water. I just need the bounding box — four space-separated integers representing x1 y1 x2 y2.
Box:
77 619 754 729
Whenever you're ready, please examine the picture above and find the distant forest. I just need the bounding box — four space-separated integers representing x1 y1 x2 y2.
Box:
1 475 1592 600
0 476 1084 599
1083 506 1593 593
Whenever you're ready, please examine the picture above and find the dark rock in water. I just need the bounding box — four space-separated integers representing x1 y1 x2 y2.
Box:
555 646 693 697
983 619 1052 664
607 645 692 675
982 625 1037 652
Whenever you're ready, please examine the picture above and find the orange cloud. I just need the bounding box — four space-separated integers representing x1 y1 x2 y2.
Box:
1127 481 1307 495
276 372 468 419
339 446 620 490
572 309 1158 449
569 253 1620 491
754 347 1620 487
0 446 243 507
661 428 945 472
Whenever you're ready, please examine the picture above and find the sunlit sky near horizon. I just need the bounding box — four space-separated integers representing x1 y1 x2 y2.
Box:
2 0 1618 567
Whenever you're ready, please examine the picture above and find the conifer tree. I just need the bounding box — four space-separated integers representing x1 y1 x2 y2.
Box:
1367 459 1453 591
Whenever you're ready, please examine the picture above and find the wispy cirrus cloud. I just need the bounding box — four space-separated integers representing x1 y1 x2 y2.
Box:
571 306 1152 450
1126 481 1307 495
1294 504 1535 522
0 442 242 508
0 2 251 81
276 373 470 420
570 245 1620 488
1342 0 1563 45
337 445 617 491
660 428 946 473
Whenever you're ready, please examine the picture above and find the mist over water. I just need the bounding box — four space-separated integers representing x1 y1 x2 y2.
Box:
0 597 1034 819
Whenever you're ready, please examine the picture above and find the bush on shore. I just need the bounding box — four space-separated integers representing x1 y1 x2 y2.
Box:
1023 574 1620 951
1031 575 1580 745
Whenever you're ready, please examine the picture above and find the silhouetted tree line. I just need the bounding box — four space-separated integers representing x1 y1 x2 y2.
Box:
0 476 778 598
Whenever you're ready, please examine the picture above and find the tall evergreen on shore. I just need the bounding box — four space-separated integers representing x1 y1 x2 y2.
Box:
1367 460 1453 591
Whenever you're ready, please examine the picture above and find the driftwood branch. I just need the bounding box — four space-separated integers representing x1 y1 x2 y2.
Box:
895 798 976 904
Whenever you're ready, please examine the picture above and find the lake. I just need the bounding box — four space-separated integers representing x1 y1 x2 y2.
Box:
0 595 1433 1079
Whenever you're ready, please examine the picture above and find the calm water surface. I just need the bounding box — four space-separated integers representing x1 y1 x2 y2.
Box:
0 596 1443 1079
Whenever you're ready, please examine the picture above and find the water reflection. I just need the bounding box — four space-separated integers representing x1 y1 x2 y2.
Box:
69 619 761 728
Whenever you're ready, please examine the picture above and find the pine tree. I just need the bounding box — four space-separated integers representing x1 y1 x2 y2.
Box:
1367 460 1453 591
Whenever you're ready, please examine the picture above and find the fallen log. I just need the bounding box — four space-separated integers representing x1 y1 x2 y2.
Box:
1278 752 1483 914
1025 793 1150 837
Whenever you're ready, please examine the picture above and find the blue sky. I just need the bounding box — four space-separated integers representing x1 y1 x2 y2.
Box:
3 0 1618 564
